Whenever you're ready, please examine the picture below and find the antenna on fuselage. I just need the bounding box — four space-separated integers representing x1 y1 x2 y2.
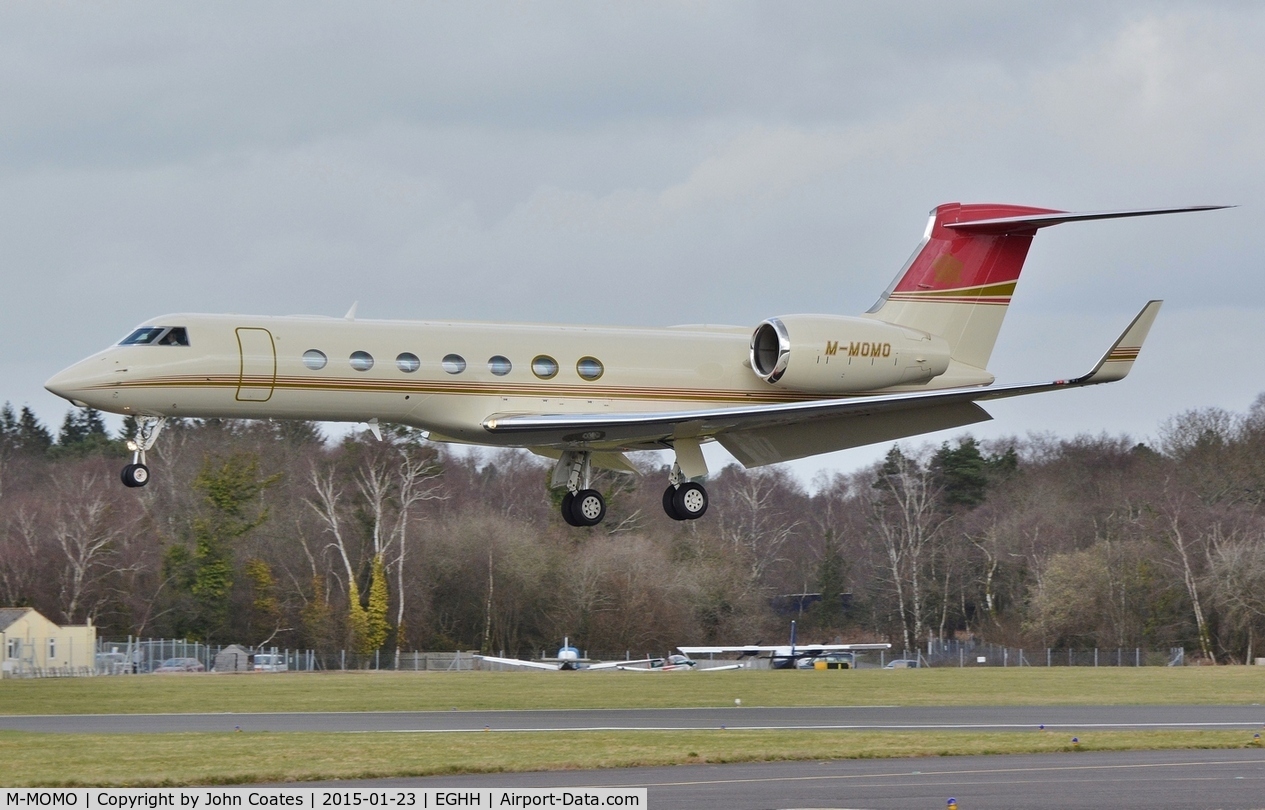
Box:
344 301 358 321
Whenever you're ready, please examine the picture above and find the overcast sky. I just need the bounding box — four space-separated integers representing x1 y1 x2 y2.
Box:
3 1 1261 481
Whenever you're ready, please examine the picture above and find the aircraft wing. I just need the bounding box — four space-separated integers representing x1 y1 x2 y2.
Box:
483 301 1161 465
678 643 891 657
616 662 745 672
585 657 659 670
474 655 561 671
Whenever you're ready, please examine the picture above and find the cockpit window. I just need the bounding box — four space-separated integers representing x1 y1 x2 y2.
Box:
119 327 189 347
120 328 164 345
157 327 189 346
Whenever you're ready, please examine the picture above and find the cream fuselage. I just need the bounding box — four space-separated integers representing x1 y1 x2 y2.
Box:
46 312 970 453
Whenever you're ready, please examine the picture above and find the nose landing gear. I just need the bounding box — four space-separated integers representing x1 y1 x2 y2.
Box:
120 416 166 489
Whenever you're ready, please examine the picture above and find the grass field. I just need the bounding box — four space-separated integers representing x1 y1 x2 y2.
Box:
2 729 1262 787
2 668 1263 786
2 667 1264 715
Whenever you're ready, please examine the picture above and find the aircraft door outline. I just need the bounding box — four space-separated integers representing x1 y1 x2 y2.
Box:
235 327 276 402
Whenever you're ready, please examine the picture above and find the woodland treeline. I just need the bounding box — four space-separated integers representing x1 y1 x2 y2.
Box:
2 397 1265 663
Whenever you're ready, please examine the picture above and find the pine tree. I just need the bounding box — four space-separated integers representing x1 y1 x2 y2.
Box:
15 407 53 455
54 408 115 457
58 411 88 446
930 438 989 508
811 529 850 630
166 453 281 641
0 402 17 440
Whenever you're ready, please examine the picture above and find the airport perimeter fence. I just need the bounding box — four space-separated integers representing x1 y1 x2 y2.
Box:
82 637 1190 676
94 638 482 674
897 640 1187 668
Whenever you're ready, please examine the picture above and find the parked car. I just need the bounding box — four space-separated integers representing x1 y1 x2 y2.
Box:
154 657 205 673
883 658 921 669
797 653 854 670
252 653 286 672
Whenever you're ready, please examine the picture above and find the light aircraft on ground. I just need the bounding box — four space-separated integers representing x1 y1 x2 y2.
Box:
615 653 744 672
45 203 1225 526
679 620 891 670
474 639 657 671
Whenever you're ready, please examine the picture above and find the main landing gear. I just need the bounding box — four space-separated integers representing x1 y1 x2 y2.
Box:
120 416 166 489
662 462 708 521
551 441 710 527
555 451 607 527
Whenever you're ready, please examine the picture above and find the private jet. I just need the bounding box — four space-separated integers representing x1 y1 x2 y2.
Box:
45 203 1224 526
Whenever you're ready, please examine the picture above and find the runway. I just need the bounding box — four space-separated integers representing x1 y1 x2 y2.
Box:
288 749 1265 809
3 704 1264 733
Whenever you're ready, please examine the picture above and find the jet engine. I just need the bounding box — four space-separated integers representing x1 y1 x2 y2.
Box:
749 315 950 393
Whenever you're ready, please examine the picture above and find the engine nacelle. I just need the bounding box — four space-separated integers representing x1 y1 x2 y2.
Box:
749 315 951 393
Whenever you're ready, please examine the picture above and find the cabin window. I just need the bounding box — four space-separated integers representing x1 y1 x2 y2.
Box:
488 355 512 376
531 355 559 380
48 639 56 660
5 639 17 659
120 326 188 346
303 350 328 370
577 357 604 381
442 354 466 374
350 351 374 371
396 353 420 373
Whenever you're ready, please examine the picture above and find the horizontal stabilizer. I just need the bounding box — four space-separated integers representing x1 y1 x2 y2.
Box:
946 205 1230 235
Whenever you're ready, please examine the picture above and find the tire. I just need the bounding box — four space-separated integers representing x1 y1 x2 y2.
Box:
121 463 150 488
672 482 708 520
560 492 580 527
662 486 686 520
568 489 606 527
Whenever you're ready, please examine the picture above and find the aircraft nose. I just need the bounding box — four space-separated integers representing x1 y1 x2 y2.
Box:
45 362 94 406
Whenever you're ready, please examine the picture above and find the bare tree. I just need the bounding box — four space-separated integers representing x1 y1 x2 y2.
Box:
50 470 131 623
868 446 950 652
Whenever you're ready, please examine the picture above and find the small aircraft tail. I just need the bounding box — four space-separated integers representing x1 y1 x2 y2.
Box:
865 203 1227 371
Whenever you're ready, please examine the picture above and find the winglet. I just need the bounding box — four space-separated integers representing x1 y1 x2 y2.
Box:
1075 300 1162 385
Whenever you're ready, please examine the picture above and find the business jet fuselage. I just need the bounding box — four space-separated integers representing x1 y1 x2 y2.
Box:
45 203 1224 526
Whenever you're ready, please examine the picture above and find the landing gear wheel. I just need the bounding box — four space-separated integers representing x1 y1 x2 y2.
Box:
568 489 606 527
560 492 580 527
672 482 708 520
663 486 686 521
121 463 150 488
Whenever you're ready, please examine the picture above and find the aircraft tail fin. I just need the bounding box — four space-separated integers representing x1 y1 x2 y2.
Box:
865 203 1226 370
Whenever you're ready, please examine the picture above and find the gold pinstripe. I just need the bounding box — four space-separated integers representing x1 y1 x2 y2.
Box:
85 374 859 405
887 280 1017 305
